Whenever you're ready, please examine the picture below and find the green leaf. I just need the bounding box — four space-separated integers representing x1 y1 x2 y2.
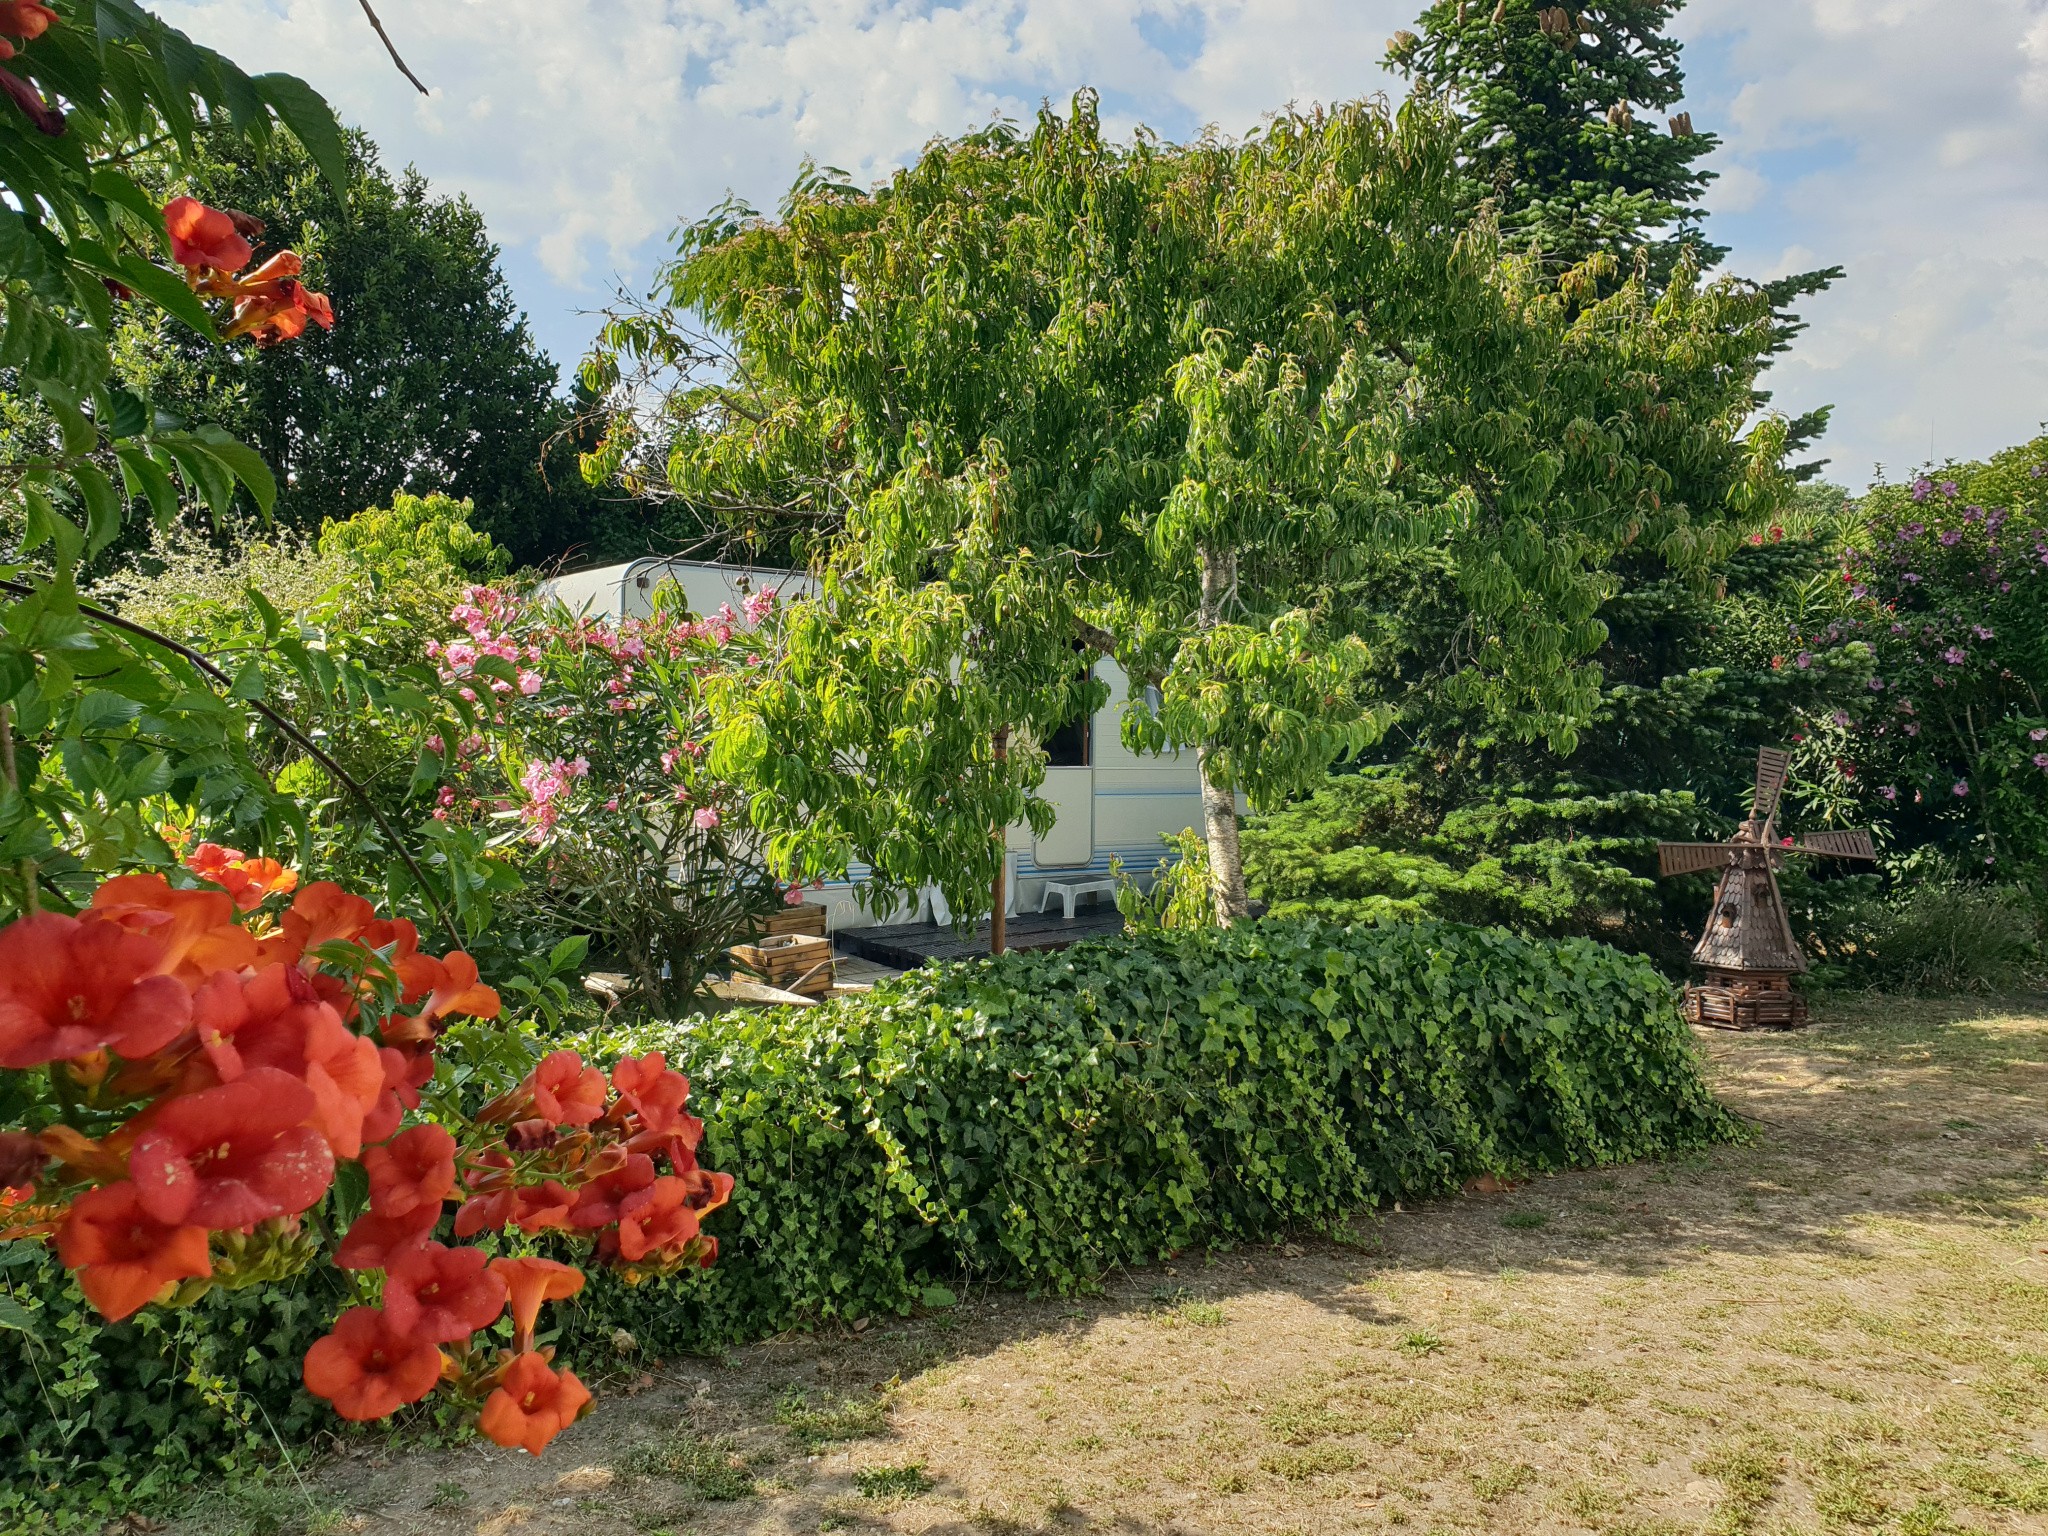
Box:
0 1295 36 1333
548 934 591 973
22 486 84 569
104 384 149 440
253 72 349 194
73 462 124 558
115 444 181 526
108 250 220 340
191 426 278 517
247 586 282 644
228 659 266 702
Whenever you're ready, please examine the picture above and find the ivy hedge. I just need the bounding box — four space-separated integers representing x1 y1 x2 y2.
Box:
1 919 1734 1527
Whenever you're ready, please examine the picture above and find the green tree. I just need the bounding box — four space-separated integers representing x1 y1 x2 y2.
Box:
117 127 602 565
1387 0 1720 279
588 94 1792 923
1386 0 1840 477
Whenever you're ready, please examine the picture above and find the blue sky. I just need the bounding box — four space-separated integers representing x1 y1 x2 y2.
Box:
158 1 2048 490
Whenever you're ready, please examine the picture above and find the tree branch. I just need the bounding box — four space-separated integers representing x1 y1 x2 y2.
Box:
0 580 461 950
357 0 431 96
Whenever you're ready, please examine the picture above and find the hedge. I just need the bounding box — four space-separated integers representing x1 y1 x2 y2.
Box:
1 919 1735 1526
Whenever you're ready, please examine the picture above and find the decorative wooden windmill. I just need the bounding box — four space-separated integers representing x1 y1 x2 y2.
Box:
1656 747 1877 1030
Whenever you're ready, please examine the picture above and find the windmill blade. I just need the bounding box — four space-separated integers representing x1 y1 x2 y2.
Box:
1752 746 1792 823
1787 828 1878 862
1658 842 1736 877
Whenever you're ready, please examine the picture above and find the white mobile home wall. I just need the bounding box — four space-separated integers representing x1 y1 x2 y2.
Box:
541 559 1207 932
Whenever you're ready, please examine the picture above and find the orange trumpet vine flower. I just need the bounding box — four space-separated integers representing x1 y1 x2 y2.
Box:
55 1182 212 1322
0 3 57 41
381 1240 507 1344
89 875 259 985
527 1050 606 1126
185 842 299 911
127 1066 335 1230
163 197 252 276
488 1255 585 1353
334 1202 440 1270
398 948 502 1024
479 1352 592 1456
610 1052 692 1133
612 1176 703 1264
0 912 191 1069
303 1306 443 1421
364 1122 457 1219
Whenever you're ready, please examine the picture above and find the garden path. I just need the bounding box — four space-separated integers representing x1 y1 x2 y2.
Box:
185 994 2048 1536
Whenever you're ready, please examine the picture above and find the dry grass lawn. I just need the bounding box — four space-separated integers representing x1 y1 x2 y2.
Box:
180 994 2048 1536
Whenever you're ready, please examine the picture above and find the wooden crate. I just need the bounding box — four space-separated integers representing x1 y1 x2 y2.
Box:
755 902 828 939
728 932 835 998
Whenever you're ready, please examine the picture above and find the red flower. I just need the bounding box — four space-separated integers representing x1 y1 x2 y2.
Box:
0 3 57 41
527 1051 606 1126
163 197 252 275
260 882 376 968
611 1052 691 1133
185 842 299 911
228 965 384 1158
303 1307 442 1422
0 912 191 1068
54 1182 212 1322
614 1176 704 1263
381 1241 506 1344
335 1203 440 1270
88 875 258 986
0 1130 45 1192
676 1166 735 1218
397 949 502 1024
128 1067 335 1230
223 255 336 347
489 1256 585 1352
479 1352 592 1456
569 1152 657 1230
363 1122 456 1219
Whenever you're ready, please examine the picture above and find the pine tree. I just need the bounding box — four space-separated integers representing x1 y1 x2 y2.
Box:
1387 0 1722 279
1389 3 1841 474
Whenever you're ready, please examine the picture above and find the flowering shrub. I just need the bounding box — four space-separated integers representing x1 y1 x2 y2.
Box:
0 849 729 1461
1820 455 2048 868
424 584 793 1009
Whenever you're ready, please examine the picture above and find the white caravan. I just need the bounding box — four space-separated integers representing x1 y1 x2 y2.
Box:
543 558 1205 931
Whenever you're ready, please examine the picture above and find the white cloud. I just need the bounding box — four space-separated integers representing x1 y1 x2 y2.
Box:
153 0 2048 489
1681 0 2048 483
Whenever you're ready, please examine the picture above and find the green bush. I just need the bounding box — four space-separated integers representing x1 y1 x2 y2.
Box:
1798 879 2041 995
0 920 1731 1526
560 920 1732 1354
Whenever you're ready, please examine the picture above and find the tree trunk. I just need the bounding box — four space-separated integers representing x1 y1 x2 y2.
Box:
1196 545 1250 925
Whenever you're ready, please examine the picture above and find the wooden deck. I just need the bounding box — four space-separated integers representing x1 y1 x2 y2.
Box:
834 908 1125 968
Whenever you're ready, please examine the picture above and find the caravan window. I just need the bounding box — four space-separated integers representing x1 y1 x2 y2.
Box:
1045 711 1091 767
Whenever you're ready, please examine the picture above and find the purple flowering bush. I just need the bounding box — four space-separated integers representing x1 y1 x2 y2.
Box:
1824 435 2048 870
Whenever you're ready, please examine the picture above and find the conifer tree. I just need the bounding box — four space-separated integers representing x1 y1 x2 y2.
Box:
1386 0 1720 279
1387 0 1841 475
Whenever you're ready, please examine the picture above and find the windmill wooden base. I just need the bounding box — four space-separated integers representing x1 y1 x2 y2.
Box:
1683 969 1809 1031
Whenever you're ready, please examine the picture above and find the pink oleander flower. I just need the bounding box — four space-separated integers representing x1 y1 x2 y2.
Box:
692 808 720 831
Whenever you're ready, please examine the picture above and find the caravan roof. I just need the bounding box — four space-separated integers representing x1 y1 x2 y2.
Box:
542 558 817 623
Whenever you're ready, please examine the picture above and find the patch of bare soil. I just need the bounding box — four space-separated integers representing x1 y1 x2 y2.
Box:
176 995 2048 1536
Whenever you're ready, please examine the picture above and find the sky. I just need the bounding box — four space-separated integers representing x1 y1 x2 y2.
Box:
155 0 2048 491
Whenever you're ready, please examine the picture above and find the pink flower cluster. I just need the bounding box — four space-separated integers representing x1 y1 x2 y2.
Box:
429 587 542 703
519 757 590 842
